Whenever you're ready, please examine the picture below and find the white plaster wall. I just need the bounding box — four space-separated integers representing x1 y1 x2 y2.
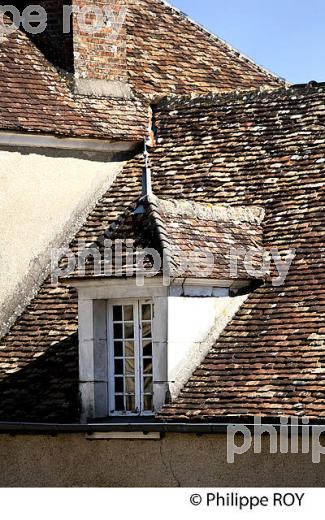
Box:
0 148 125 335
167 295 249 398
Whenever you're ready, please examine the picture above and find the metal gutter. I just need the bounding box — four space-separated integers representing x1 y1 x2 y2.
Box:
0 422 227 434
0 421 324 435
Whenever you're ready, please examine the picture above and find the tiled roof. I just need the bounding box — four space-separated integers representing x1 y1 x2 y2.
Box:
154 83 325 421
0 19 147 140
67 195 264 281
151 196 264 281
0 0 284 140
0 82 324 421
125 0 283 96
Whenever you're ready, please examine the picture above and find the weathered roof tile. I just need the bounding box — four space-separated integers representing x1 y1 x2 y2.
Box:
0 17 147 140
0 83 324 421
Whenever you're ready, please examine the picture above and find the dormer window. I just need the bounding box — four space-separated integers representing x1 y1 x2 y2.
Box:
65 193 265 423
108 301 154 415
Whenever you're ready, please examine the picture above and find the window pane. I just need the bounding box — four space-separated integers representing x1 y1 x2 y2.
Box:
115 377 124 393
143 376 153 393
114 341 123 357
125 395 136 412
125 358 135 375
113 306 122 321
142 323 152 339
115 395 125 412
125 340 135 357
110 301 154 415
114 359 124 375
113 323 123 339
143 358 152 375
124 305 134 321
142 340 152 356
143 395 153 412
124 323 134 339
142 304 152 321
125 377 135 393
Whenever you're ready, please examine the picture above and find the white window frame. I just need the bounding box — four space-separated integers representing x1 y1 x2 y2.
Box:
107 299 154 417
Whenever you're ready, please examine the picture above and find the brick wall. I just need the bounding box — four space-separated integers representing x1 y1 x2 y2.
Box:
73 0 128 82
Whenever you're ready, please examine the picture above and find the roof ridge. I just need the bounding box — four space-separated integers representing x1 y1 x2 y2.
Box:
154 196 265 224
157 0 285 84
146 194 174 274
156 81 325 110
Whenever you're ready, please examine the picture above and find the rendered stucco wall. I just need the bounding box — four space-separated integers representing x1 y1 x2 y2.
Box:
0 147 125 336
0 433 324 487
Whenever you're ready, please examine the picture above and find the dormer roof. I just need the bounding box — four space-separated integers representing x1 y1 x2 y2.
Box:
65 194 264 284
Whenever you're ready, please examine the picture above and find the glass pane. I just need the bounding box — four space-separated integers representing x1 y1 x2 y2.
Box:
113 306 122 321
113 323 123 339
114 359 124 375
111 301 154 415
142 323 152 339
125 377 135 393
115 377 124 393
125 358 135 375
143 395 153 412
115 395 125 412
125 340 135 357
125 395 136 412
143 358 153 375
143 376 153 393
142 304 152 321
124 305 134 321
114 341 123 357
142 340 152 356
124 323 134 339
